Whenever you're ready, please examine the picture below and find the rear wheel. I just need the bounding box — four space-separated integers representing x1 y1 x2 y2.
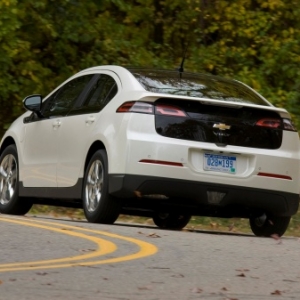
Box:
153 212 191 230
249 214 291 237
0 145 33 215
83 149 120 224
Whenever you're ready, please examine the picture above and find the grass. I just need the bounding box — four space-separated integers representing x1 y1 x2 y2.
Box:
29 205 300 237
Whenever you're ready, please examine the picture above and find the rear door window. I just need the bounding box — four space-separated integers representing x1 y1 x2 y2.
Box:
74 74 118 114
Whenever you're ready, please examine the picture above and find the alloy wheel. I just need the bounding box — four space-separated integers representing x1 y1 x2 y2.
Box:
0 154 18 205
85 159 104 212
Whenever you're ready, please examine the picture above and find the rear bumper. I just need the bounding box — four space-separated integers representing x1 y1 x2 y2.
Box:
109 174 299 217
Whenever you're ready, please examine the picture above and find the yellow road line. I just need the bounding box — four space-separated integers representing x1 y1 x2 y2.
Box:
0 216 158 272
23 218 159 263
0 217 116 268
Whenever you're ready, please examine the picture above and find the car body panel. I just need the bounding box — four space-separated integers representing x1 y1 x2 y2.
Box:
22 118 59 187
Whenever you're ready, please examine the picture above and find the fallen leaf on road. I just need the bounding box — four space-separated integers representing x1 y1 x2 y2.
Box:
191 287 203 293
221 287 228 291
236 273 246 277
171 274 184 278
271 290 282 295
147 233 161 238
78 265 100 269
80 249 95 252
283 279 298 282
36 272 48 276
138 285 152 290
270 234 280 240
0 280 2 285
271 234 282 244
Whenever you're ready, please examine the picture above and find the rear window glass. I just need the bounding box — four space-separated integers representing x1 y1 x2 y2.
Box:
128 69 270 106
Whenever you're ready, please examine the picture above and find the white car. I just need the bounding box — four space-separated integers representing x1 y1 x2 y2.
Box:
1 65 299 236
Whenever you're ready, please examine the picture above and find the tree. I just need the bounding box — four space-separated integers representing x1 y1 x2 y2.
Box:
1 0 300 138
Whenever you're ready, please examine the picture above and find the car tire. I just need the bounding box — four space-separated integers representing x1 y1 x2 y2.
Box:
152 212 191 230
83 149 120 224
249 214 291 237
0 145 33 215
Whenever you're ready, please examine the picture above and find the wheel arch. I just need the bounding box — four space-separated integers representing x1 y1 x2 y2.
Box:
0 136 16 156
84 141 107 173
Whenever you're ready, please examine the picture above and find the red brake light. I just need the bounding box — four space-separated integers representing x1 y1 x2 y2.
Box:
256 118 296 131
257 172 292 180
256 118 281 128
117 102 187 117
117 101 154 114
155 104 187 117
139 159 183 167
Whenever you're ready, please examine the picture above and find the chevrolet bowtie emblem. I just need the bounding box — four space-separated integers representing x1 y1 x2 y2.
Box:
213 123 231 130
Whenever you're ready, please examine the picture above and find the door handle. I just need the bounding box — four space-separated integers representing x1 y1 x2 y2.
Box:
85 115 95 125
52 120 61 129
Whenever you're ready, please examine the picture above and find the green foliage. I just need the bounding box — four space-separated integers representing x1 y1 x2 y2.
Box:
1 0 300 136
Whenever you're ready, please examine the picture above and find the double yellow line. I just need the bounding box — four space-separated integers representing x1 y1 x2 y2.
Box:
0 216 158 272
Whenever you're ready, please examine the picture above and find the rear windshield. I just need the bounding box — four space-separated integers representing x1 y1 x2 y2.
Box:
128 69 270 106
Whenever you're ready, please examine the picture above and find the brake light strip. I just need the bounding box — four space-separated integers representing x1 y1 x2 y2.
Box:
139 159 183 167
257 172 292 180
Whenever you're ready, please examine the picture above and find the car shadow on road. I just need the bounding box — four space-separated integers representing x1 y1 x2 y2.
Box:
30 214 254 238
116 222 254 237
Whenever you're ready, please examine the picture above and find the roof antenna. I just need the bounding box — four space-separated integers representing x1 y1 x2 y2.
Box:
178 44 188 78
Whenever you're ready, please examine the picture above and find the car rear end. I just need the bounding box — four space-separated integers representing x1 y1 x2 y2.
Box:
111 69 300 220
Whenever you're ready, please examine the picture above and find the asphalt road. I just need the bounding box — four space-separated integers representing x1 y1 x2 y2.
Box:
0 214 299 300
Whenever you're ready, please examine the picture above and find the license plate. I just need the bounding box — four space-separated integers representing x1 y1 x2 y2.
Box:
204 153 236 174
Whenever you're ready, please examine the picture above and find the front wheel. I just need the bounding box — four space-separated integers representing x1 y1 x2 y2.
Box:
83 149 120 224
0 145 33 215
153 212 191 230
249 214 291 237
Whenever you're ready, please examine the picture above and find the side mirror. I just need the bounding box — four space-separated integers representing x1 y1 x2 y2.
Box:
23 95 43 116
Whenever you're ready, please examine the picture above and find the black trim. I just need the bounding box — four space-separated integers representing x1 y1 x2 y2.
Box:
108 174 299 217
19 179 83 200
18 174 299 218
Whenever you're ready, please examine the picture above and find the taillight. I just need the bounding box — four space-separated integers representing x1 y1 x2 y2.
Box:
155 104 187 117
256 118 296 131
116 101 154 114
117 101 187 117
256 118 281 128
